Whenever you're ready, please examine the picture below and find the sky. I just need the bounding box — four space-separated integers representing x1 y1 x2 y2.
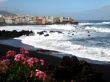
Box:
0 0 110 20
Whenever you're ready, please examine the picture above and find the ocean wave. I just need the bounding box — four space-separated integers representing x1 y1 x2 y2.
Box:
102 22 110 24
14 29 110 63
0 25 110 64
79 21 110 26
85 26 110 32
1 24 110 33
46 24 76 30
15 35 110 64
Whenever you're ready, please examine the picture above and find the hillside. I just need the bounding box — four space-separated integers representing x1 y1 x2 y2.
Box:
0 10 17 16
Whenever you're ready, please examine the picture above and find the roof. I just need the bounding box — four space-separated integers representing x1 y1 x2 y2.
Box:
0 14 3 17
0 17 4 22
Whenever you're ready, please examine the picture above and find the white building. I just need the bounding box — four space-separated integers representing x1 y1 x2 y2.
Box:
46 16 54 23
5 17 13 24
0 14 3 17
0 15 5 25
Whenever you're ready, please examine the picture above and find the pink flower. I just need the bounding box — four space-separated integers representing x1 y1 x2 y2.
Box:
6 50 16 58
71 80 74 82
33 58 39 63
24 48 29 54
20 48 29 54
23 58 27 64
0 56 6 60
14 54 24 62
27 57 34 67
2 59 10 65
35 69 47 81
40 59 45 65
20 48 24 54
26 57 39 67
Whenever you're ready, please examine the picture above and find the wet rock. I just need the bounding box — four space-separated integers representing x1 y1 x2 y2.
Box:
0 30 34 39
44 34 49 37
49 31 62 34
37 31 46 35
50 31 55 33
57 31 62 34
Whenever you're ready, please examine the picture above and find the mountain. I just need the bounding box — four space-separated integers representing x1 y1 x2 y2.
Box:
73 5 110 20
0 10 17 16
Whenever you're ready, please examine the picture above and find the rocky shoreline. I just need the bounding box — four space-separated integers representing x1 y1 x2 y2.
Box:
0 30 34 39
0 26 110 82
0 21 78 26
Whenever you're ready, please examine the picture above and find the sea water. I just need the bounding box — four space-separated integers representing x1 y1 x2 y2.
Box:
0 21 110 64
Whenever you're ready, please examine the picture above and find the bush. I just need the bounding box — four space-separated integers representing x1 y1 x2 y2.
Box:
0 48 46 82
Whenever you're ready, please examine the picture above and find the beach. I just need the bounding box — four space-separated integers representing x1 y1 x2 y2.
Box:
0 0 110 81
0 44 110 82
0 23 110 81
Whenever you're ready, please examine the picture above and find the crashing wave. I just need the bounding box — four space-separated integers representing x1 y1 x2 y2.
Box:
85 26 110 32
0 25 110 64
79 21 110 26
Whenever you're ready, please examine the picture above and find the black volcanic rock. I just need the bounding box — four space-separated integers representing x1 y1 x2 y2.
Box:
37 31 44 35
44 34 49 37
0 30 34 39
57 31 62 34
37 31 46 35
49 31 63 34
50 31 56 33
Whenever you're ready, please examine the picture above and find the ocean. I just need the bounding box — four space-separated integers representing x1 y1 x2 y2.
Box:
0 21 110 64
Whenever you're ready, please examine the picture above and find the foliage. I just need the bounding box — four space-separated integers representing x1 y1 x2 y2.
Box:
0 48 46 82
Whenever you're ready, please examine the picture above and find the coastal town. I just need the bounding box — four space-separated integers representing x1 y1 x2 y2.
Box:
0 15 78 25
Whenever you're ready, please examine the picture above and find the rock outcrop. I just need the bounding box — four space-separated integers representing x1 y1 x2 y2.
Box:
0 30 34 39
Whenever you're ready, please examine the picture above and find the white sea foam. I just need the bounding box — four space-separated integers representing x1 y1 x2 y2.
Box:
102 22 110 24
85 26 110 32
15 33 110 63
0 25 110 64
0 24 76 31
79 23 95 26
46 24 76 30
79 22 110 26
